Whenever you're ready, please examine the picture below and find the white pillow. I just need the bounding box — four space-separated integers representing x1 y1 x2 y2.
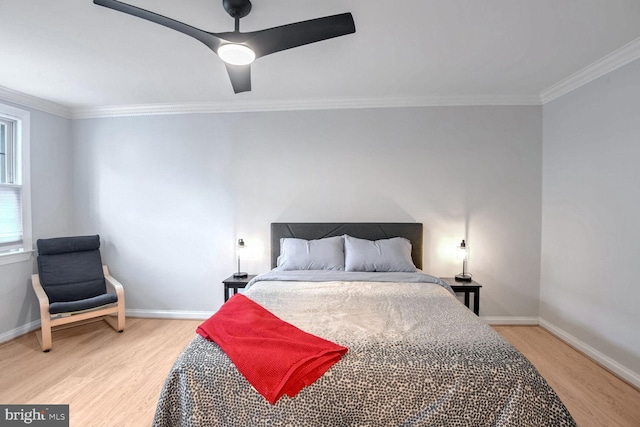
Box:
276 236 344 271
344 235 416 272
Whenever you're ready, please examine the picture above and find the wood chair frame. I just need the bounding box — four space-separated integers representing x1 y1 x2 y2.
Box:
32 265 125 352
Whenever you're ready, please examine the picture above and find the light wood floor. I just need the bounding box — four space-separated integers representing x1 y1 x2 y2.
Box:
0 320 638 426
493 326 640 427
0 318 201 426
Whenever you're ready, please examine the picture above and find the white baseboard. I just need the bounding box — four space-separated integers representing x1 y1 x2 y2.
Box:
539 318 640 390
0 320 40 344
125 309 213 320
481 316 539 325
0 310 212 345
0 315 539 344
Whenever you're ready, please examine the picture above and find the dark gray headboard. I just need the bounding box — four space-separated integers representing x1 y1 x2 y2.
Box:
271 223 423 269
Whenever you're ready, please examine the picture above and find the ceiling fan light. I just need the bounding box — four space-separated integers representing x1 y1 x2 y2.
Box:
218 44 255 66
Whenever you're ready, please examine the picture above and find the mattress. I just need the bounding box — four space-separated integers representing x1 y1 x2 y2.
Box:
153 273 575 426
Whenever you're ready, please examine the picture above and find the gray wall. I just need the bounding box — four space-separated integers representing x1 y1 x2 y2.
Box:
0 104 73 339
72 106 543 318
541 59 640 377
4 66 639 386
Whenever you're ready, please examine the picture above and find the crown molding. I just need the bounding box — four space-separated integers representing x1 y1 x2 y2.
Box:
7 32 640 119
541 36 640 104
70 94 541 119
0 85 71 119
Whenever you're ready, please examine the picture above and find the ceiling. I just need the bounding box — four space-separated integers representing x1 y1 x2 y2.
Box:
2 0 640 115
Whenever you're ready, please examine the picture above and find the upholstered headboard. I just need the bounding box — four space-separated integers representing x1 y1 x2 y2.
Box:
270 223 423 269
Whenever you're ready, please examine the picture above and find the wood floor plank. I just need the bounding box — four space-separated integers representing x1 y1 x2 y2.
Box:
494 325 640 427
0 318 201 426
1 320 638 426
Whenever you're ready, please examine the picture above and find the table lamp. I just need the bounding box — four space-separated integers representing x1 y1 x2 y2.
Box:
455 239 472 282
234 238 248 278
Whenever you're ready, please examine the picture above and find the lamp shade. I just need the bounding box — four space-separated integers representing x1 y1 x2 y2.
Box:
456 240 469 261
234 238 248 278
455 239 472 282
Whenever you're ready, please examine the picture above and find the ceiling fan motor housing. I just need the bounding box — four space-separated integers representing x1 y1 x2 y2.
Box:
222 0 252 19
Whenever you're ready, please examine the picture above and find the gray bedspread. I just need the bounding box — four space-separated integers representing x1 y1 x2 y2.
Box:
153 277 576 426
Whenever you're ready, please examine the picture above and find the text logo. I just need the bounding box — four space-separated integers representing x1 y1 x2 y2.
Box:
1 405 68 426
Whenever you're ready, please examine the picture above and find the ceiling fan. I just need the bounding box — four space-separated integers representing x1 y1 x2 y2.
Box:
93 0 356 93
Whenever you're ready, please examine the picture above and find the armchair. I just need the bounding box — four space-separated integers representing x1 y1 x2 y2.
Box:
32 235 125 352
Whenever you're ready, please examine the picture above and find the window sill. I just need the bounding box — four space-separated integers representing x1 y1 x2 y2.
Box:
0 250 34 266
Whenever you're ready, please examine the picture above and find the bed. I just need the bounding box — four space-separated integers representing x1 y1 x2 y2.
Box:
153 222 575 426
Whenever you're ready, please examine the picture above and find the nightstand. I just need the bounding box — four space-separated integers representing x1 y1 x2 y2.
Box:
222 274 256 302
440 277 482 316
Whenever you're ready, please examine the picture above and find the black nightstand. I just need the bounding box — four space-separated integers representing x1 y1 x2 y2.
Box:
222 274 256 302
440 277 482 316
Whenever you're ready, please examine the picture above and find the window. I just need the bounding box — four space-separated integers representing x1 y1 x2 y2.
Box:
0 102 31 264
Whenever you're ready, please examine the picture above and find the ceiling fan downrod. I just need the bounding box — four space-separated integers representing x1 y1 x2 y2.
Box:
222 0 251 32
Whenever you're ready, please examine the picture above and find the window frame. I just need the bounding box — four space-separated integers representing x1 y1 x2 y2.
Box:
1 117 16 184
0 102 32 265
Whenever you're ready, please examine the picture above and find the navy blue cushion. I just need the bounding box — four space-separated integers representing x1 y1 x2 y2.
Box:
49 293 118 315
37 235 107 305
37 235 100 255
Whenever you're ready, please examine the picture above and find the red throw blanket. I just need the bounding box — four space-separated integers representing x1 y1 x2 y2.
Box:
197 294 348 404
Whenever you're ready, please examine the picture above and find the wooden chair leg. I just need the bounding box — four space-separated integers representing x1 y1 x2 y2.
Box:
104 304 125 332
32 274 53 352
36 316 52 352
117 302 125 331
103 266 125 332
